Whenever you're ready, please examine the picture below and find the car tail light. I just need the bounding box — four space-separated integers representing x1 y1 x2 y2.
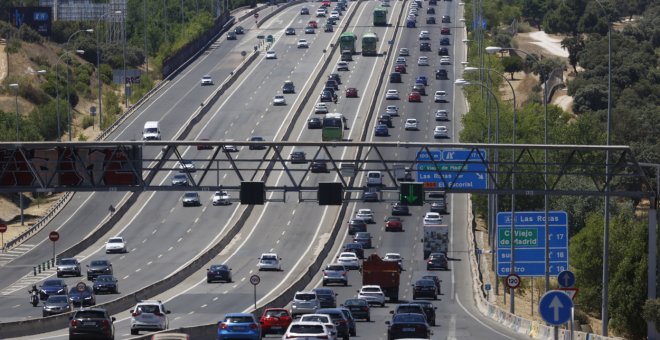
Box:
70 319 77 328
362 307 368 311
218 323 228 330
249 323 258 330
101 320 109 329
132 310 141 317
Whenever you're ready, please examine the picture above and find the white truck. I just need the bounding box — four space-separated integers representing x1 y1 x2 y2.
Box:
422 224 449 259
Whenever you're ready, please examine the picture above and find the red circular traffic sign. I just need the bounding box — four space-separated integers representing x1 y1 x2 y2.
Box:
49 231 60 242
0 223 7 233
505 273 521 289
76 282 87 292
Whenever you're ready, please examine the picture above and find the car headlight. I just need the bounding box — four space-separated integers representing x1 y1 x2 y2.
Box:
57 289 64 294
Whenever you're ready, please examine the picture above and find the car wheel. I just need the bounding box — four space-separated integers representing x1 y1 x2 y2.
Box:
343 335 349 340
344 281 348 286
207 279 212 283
322 281 327 286
42 312 48 317
413 294 417 300
56 273 61 278
131 329 138 335
350 329 356 336
94 289 98 294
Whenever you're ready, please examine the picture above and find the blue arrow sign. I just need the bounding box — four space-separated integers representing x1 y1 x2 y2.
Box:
415 149 488 189
557 270 575 288
539 290 573 325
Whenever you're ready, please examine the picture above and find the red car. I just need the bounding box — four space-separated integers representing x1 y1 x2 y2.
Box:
308 20 318 28
441 27 450 35
346 87 358 98
395 64 406 73
385 216 403 232
260 308 292 336
408 91 422 102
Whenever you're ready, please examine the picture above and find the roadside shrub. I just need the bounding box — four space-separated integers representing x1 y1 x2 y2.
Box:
82 115 95 129
5 38 21 53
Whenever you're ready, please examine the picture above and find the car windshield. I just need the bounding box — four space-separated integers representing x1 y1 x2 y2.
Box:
290 324 325 333
60 259 77 265
90 260 108 266
302 315 330 323
393 314 426 323
47 295 68 303
344 299 367 306
344 243 361 249
314 289 333 296
75 310 106 319
108 238 122 243
210 265 227 271
295 293 316 300
96 276 113 282
43 280 63 287
262 255 277 261
265 309 289 317
326 265 344 271
137 305 160 314
362 287 381 293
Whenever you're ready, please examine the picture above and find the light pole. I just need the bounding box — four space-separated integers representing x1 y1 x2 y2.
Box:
122 11 128 109
56 50 85 142
9 83 24 226
65 29 93 141
96 11 122 131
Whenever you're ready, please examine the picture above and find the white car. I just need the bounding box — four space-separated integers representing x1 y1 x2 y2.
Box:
435 109 449 121
383 252 403 266
316 8 327 17
297 39 309 48
355 208 374 223
386 105 399 116
179 160 196 172
273 95 286 105
283 321 333 340
434 125 449 138
357 285 386 306
130 300 170 334
434 90 447 102
418 56 429 66
336 61 349 71
385 89 400 100
395 57 406 65
337 252 360 270
398 48 409 56
404 118 418 130
200 75 213 86
105 237 127 254
330 11 340 19
440 56 451 65
423 212 442 225
298 315 337 340
258 253 282 271
314 102 329 114
212 190 231 205
418 30 430 40
265 50 277 59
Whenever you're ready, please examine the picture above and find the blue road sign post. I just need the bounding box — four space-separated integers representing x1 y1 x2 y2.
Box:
496 211 569 277
539 290 573 326
415 149 488 189
557 270 575 288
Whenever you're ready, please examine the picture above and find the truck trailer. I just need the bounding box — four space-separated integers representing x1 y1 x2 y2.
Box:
362 254 400 301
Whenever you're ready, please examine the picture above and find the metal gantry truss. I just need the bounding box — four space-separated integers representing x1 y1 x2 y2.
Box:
0 142 656 201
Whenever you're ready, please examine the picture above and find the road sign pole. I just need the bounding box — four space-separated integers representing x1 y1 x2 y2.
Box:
253 284 257 310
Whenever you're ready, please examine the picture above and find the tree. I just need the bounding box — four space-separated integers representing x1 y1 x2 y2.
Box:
501 56 523 80
572 83 608 113
642 299 660 332
561 36 584 74
521 0 546 30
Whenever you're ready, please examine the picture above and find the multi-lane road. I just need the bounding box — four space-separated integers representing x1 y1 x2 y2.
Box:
3 0 521 339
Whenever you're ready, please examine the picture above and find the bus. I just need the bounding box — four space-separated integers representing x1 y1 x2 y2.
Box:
373 7 388 26
322 113 344 141
339 32 357 54
361 32 379 56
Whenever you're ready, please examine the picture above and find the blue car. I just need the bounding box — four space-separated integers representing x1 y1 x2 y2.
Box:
375 124 389 136
39 278 68 301
217 313 261 340
416 75 428 86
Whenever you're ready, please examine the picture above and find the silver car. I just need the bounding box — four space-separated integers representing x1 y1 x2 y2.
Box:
291 291 321 317
322 263 348 286
182 192 201 207
56 258 81 277
42 295 71 317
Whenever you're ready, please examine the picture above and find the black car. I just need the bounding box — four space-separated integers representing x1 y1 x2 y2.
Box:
420 42 431 51
429 0 437 4
389 72 402 83
248 136 267 150
391 304 426 322
227 31 237 40
320 90 334 102
327 17 337 25
379 114 393 127
347 219 367 235
290 151 307 164
413 279 437 300
421 275 442 295
442 15 451 23
391 202 409 216
342 298 370 321
326 79 339 90
69 308 115 340
426 7 435 14
343 242 364 259
339 307 357 337
316 308 351 340
234 26 245 34
353 232 372 249
283 80 295 93
311 160 329 173
93 275 118 294
426 252 449 270
86 260 113 281
413 301 437 326
285 27 296 35
207 264 232 283
435 69 448 80
426 16 436 24
39 278 68 301
430 201 447 214
313 288 338 308
438 47 449 56
42 295 72 317
386 313 431 340
328 73 342 84
440 37 450 45
324 23 334 32
308 118 322 129
68 286 96 307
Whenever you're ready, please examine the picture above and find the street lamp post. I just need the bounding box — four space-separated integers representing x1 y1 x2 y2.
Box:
65 29 93 141
96 11 122 131
56 50 85 142
9 83 24 226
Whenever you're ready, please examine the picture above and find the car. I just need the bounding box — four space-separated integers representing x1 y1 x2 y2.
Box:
441 26 450 34
327 17 337 26
86 259 113 281
347 218 367 235
427 252 449 270
413 279 438 300
265 50 277 59
404 118 418 130
290 150 307 164
336 61 349 71
353 232 372 248
324 23 334 32
234 25 244 34
440 37 450 45
196 138 213 150
394 64 406 73
415 75 428 86
320 90 334 102
285 27 296 35
440 56 451 65
434 90 448 102
330 10 340 19
39 279 68 301
200 74 213 86
282 321 332 340
434 125 449 138
227 31 236 40
383 253 404 270
337 252 360 270
314 102 329 114
384 216 403 232
323 263 349 286
171 173 188 186
260 308 292 336
328 72 342 84
435 68 448 79
182 192 201 206
298 314 337 339
343 242 364 259
42 294 72 317
273 94 286 105
374 123 389 137
300 7 309 14
421 275 442 295
69 308 115 340
426 7 435 14
280 80 296 94
311 159 329 173
179 159 196 172
420 42 431 51
426 16 436 24
406 17 416 27
222 141 238 152
391 304 426 323
423 212 442 225
326 79 339 90
386 313 431 340
68 285 96 307
414 301 438 326
316 8 326 16
297 39 309 48
385 105 398 116
313 288 338 308
339 308 357 337
308 118 323 129
395 56 406 65
389 72 402 83
207 264 232 283
442 15 451 23
257 253 282 271
417 56 429 66
385 89 400 100
412 83 426 96
418 30 430 40
355 208 374 223
430 201 447 213
345 87 358 97
315 308 351 340
291 291 321 317
408 91 422 102
429 0 437 4
305 26 316 34
57 258 81 277
246 136 266 150
92 274 119 294
216 313 261 340
399 47 409 56
104 236 127 254
357 285 385 306
362 188 380 201
341 298 370 321
391 202 409 215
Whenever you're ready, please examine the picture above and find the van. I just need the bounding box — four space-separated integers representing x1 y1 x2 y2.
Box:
366 171 383 186
143 121 160 140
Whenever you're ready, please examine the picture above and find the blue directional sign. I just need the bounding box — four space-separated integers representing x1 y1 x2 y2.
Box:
415 149 488 189
557 270 575 288
496 211 569 277
539 290 573 326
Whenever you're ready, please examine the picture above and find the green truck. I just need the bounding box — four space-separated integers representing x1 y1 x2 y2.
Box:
361 32 379 56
